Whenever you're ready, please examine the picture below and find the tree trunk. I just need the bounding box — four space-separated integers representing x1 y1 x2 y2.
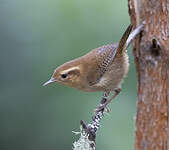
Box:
128 0 169 150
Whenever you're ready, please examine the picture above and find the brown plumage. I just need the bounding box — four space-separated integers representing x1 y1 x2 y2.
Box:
43 24 143 111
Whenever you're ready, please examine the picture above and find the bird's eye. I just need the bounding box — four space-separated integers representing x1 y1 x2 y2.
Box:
61 73 68 79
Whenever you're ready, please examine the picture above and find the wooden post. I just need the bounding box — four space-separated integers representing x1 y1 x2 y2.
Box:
128 0 169 150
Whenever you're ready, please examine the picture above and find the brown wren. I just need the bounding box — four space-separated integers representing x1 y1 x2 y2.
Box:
43 23 144 112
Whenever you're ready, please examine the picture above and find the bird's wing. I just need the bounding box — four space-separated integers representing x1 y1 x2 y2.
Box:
97 43 118 76
87 25 133 86
86 43 118 85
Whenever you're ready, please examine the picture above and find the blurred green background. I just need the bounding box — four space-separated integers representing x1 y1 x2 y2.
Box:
0 0 138 150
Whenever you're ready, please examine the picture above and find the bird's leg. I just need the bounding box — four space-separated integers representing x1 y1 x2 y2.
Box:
95 89 121 114
105 88 121 107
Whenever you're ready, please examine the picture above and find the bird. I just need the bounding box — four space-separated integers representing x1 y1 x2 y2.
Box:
43 23 144 112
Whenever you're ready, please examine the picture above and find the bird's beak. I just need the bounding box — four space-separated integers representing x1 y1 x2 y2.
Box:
43 77 55 86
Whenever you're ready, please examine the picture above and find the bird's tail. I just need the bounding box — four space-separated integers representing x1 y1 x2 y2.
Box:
116 23 144 55
116 24 133 55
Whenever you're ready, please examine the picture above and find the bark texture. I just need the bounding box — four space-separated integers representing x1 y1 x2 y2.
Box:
128 0 169 150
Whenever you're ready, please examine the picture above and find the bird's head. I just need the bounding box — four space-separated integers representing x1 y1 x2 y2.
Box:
43 61 82 89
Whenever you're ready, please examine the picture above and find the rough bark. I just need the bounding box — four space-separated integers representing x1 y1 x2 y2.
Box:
128 0 169 150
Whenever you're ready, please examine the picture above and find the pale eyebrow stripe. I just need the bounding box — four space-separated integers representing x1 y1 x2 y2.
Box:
60 66 80 74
